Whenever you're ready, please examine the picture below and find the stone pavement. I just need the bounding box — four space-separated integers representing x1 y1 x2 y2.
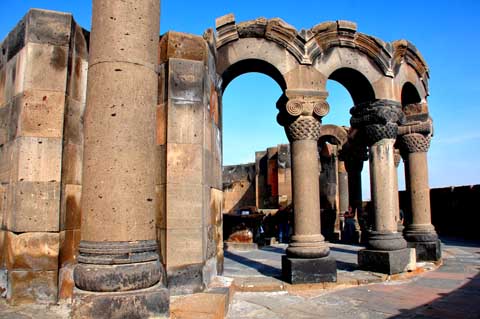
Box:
226 237 480 318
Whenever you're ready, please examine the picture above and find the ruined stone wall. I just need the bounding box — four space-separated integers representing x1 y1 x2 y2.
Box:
223 163 256 213
399 185 480 240
0 9 88 304
157 31 223 294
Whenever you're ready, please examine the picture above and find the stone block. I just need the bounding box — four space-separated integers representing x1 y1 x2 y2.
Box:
158 63 167 104
156 103 167 145
23 43 68 92
58 264 75 300
0 103 10 145
71 22 88 60
166 228 204 267
159 32 208 64
224 242 258 251
63 98 85 145
167 100 204 144
67 55 88 103
282 255 337 284
358 248 412 275
0 187 5 229
4 53 18 103
168 58 205 102
156 184 166 229
11 90 66 139
4 15 26 61
407 240 442 262
59 229 80 268
167 263 205 295
0 142 13 183
0 67 6 106
10 136 62 183
166 143 203 185
5 181 60 232
72 283 169 319
203 149 213 187
0 230 5 267
170 292 226 319
5 231 59 271
0 269 6 298
61 143 83 185
60 184 82 230
166 183 203 229
7 270 58 305
26 9 72 46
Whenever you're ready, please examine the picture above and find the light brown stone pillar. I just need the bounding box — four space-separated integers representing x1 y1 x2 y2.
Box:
73 1 168 317
351 100 409 275
337 159 349 220
277 90 336 284
399 126 440 261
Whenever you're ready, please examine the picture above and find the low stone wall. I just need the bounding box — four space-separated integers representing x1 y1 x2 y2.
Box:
400 185 480 239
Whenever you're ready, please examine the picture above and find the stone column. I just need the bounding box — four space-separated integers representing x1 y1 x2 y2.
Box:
277 91 337 284
393 149 404 232
72 1 169 318
351 100 411 275
337 158 348 238
399 122 441 262
344 147 366 242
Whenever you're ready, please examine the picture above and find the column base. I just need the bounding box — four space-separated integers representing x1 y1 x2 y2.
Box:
282 255 337 284
72 282 169 319
407 240 442 262
358 248 415 275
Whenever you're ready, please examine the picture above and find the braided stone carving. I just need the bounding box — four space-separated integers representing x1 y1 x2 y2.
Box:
350 99 404 146
286 116 322 141
399 133 431 154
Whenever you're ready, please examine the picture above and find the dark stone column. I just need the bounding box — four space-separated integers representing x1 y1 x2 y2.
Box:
277 90 337 284
399 119 441 262
72 1 169 318
351 100 411 275
344 147 366 243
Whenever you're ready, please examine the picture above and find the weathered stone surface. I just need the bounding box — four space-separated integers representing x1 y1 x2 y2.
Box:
160 32 208 63
61 143 83 185
5 231 59 270
11 90 65 139
167 143 203 185
0 269 6 298
167 100 204 144
166 228 203 267
66 51 88 103
11 136 62 183
72 283 169 319
60 184 82 231
0 230 5 267
358 248 412 275
26 9 72 46
168 58 204 102
5 181 60 232
58 264 74 300
7 270 58 305
0 104 11 145
170 292 226 319
59 229 80 267
166 183 203 229
167 263 205 295
282 255 337 284
407 240 441 262
63 98 84 145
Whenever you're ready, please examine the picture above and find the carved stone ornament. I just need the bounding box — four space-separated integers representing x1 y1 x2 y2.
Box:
286 116 322 141
399 133 431 154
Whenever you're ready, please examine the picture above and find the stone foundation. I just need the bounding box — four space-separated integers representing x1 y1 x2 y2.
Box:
358 248 414 275
282 255 337 284
408 240 442 262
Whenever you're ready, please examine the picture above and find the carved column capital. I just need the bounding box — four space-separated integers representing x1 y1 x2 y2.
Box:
398 118 433 155
399 133 431 155
350 99 405 146
285 116 322 141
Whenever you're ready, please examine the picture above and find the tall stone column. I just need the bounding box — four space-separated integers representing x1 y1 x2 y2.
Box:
277 91 337 284
399 121 441 261
351 100 411 275
394 149 404 232
72 1 169 318
344 146 366 242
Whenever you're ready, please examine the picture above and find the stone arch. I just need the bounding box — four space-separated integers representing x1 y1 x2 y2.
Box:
401 82 422 106
328 67 376 105
318 124 349 147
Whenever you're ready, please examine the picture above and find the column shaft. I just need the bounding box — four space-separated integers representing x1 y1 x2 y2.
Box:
405 152 432 226
338 160 349 214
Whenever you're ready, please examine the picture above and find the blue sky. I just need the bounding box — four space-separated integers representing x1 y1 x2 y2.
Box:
1 1 479 198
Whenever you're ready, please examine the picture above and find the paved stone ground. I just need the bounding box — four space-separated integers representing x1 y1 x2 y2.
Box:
226 237 480 319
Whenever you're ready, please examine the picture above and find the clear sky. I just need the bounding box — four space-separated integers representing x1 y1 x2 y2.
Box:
1 0 479 199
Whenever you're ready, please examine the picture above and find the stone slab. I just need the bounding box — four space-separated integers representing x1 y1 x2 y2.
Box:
5 231 59 271
72 283 169 319
7 270 58 305
358 248 412 275
60 184 82 231
408 240 442 262
282 255 337 284
167 263 205 296
59 229 80 267
170 292 226 319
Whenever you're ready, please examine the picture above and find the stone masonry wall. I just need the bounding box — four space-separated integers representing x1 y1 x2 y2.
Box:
223 163 256 213
0 9 88 304
157 31 223 295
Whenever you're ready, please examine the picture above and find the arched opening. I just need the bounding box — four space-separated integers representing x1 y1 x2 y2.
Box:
220 61 289 280
401 82 421 106
329 67 375 105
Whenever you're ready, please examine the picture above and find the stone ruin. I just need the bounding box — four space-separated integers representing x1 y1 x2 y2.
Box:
0 2 439 317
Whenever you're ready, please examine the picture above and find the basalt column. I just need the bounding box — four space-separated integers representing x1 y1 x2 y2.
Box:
72 1 169 318
278 91 337 284
344 148 366 242
351 100 410 275
399 120 441 262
